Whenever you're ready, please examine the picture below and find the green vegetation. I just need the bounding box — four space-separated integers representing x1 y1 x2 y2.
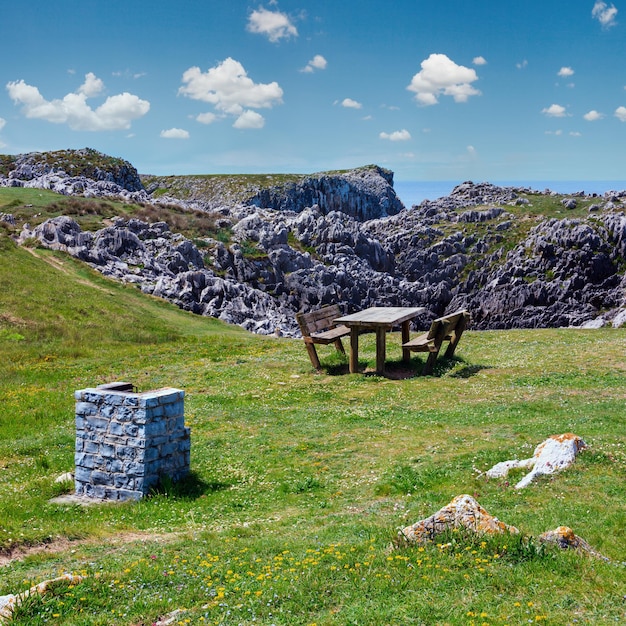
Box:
0 192 625 624
0 188 232 246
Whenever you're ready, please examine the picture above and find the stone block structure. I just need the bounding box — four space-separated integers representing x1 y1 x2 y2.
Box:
74 382 190 501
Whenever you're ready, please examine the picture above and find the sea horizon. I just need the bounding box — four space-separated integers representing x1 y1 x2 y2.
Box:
394 180 626 209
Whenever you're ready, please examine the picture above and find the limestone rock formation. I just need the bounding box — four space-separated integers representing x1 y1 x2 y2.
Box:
486 433 587 488
397 494 519 545
0 148 145 200
397 496 606 560
248 165 404 220
6 149 626 336
538 526 608 559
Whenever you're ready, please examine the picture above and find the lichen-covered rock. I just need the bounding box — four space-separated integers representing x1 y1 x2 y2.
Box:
397 494 519 545
0 574 85 622
486 433 587 489
537 526 607 559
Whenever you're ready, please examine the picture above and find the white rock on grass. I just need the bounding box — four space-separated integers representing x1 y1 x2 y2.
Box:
486 433 587 489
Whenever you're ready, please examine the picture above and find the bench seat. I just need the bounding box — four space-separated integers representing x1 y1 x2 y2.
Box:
402 309 469 375
297 305 349 369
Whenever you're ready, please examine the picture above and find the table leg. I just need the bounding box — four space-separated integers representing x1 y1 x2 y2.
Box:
349 327 359 373
401 320 411 362
375 327 386 374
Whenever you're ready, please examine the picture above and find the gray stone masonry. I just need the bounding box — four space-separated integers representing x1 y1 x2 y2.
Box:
74 382 190 501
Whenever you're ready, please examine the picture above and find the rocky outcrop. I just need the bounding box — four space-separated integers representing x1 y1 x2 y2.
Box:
1 148 143 191
396 495 606 559
397 494 519 545
8 149 626 336
0 148 151 204
248 165 404 220
460 213 626 329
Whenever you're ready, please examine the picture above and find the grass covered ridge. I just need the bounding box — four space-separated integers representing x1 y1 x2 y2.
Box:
0 196 625 624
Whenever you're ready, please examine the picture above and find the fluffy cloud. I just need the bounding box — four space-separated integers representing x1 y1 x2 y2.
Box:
78 72 105 97
196 112 217 125
160 128 190 139
179 58 283 129
247 7 297 42
541 103 568 117
592 1 618 27
558 67 574 77
379 129 411 141
341 98 362 109
407 53 480 105
233 110 265 129
6 74 150 131
615 106 626 121
0 117 5 132
473 56 487 66
583 110 604 121
301 55 327 73
516 59 528 69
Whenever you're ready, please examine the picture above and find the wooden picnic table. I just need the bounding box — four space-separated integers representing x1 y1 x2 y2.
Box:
334 306 425 374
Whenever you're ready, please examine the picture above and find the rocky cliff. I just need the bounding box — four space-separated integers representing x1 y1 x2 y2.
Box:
5 150 626 335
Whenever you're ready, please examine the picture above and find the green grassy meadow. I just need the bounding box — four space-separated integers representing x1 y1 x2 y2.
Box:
0 195 625 625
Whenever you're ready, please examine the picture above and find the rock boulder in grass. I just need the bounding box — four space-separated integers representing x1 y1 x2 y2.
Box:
397 494 519 545
538 526 608 560
486 433 587 489
0 574 85 622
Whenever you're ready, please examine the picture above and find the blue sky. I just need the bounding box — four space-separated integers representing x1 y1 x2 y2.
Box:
1 1 626 182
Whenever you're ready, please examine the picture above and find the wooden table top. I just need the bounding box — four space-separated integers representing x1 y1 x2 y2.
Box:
334 306 425 328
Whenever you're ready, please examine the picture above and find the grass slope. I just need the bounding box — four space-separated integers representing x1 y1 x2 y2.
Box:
0 196 625 625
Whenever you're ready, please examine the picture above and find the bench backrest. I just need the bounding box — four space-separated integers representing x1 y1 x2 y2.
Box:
296 304 342 337
426 309 469 342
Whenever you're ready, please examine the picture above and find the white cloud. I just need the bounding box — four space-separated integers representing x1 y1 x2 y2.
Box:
179 58 283 129
592 1 618 28
541 103 568 117
78 72 104 97
467 145 477 155
0 117 5 132
516 60 528 69
247 7 297 42
570 131 582 136
160 128 190 139
301 54 327 73
615 106 626 121
584 110 604 121
558 67 574 77
473 56 487 66
407 53 480 105
196 112 217 125
545 129 564 135
379 129 411 141
233 110 265 129
341 98 362 109
6 74 150 131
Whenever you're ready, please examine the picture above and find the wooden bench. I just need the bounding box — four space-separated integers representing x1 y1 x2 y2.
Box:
402 309 470 375
296 304 351 370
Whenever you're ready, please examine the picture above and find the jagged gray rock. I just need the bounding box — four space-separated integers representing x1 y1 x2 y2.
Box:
248 165 403 220
9 151 626 335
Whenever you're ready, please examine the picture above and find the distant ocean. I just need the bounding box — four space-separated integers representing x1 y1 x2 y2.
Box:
394 180 626 209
